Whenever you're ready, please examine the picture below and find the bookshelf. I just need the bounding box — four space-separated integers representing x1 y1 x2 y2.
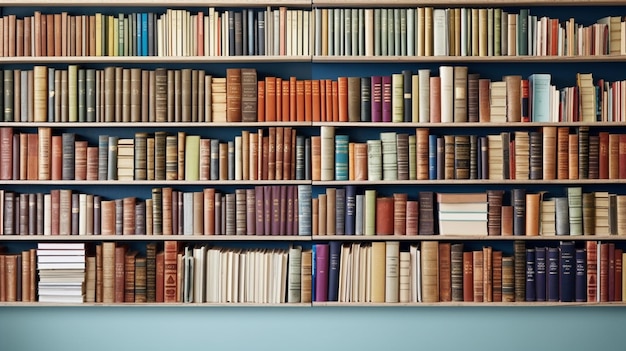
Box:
2 0 626 350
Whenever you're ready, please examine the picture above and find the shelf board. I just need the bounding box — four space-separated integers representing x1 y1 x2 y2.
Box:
3 55 625 65
313 235 626 241
3 0 625 6
0 56 311 64
0 302 311 307
313 301 626 307
0 180 312 186
2 0 311 7
314 121 626 128
312 179 626 186
0 121 313 128
4 121 626 128
312 55 626 63
0 235 312 241
312 0 626 6
4 301 625 307
2 235 622 241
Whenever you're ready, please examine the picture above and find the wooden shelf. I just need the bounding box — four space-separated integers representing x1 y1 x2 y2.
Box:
0 302 311 307
312 179 626 186
2 0 311 7
313 55 626 63
0 235 312 241
3 301 625 307
3 0 624 6
312 0 626 6
312 301 626 307
4 55 623 65
5 121 626 128
314 121 626 128
0 180 312 186
0 121 314 128
313 235 626 241
0 56 312 64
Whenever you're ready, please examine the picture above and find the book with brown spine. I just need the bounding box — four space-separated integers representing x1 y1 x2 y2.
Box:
478 78 491 122
599 132 609 179
124 251 137 302
492 250 503 302
453 66 468 122
134 256 147 303
504 75 521 122
454 135 470 179
163 241 179 302
556 127 570 180
226 68 242 122
416 128 430 180
514 240 526 302
421 241 440 303
525 193 540 236
482 246 493 302
542 126 557 180
429 76 441 123
393 193 407 236
467 73 480 122
438 242 452 302
101 242 115 303
473 250 484 302
463 251 474 302
50 135 63 181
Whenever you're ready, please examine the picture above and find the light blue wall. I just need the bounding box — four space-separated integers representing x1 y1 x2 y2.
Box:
2 306 624 350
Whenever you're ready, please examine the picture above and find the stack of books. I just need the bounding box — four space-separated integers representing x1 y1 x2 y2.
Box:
37 243 86 303
437 193 488 235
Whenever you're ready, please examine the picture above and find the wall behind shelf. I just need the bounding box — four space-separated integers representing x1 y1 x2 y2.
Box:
1 306 624 350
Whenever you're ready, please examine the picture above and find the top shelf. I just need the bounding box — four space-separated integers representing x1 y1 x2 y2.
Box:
311 0 626 6
0 0 311 7
0 0 623 6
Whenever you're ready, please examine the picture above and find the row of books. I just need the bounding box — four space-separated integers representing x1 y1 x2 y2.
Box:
1 186 625 237
0 127 309 182
0 7 311 58
3 65 624 124
0 241 309 304
316 126 626 182
6 124 626 184
1 240 622 304
0 185 312 236
313 240 626 303
309 188 626 237
2 8 625 58
313 9 625 57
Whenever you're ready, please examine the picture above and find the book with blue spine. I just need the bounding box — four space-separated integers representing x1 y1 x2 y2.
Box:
141 13 148 57
328 241 341 302
335 135 349 180
528 74 551 122
535 247 547 301
429 134 437 180
559 241 576 302
297 185 311 236
547 247 559 302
